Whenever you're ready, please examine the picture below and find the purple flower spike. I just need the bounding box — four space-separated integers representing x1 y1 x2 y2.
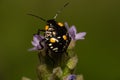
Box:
65 22 86 41
67 74 76 80
29 34 45 51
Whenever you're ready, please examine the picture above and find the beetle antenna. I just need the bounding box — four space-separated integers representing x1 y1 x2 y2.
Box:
27 13 46 22
53 2 69 19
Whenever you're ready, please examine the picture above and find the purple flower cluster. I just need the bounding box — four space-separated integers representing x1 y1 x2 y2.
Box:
65 22 86 41
67 74 76 80
29 34 44 51
63 74 76 80
29 22 86 51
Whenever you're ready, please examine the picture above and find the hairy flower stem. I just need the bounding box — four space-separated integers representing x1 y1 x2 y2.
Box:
37 50 70 80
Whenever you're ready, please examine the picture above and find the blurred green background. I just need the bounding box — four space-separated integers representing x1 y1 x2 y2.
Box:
0 0 120 80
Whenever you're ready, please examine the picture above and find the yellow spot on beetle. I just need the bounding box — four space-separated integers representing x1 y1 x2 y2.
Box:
50 38 56 43
63 35 67 40
58 22 64 27
45 25 49 30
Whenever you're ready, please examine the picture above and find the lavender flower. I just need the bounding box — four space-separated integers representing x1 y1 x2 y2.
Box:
29 34 44 51
66 74 76 80
65 22 86 41
65 22 86 49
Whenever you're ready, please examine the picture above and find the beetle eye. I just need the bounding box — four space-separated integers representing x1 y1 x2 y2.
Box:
57 22 64 27
45 25 49 30
50 38 56 43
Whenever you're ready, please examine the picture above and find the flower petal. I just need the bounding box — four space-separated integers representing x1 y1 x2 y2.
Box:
68 26 77 40
37 45 42 50
28 47 38 51
33 35 39 43
31 41 38 46
32 35 41 46
75 32 86 40
64 22 69 30
29 34 45 51
33 35 44 42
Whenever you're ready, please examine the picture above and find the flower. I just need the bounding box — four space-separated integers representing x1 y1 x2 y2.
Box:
66 74 76 80
65 22 86 41
29 34 45 51
65 22 86 49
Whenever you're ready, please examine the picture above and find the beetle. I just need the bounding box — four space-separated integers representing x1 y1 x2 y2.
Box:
28 2 71 53
44 19 71 53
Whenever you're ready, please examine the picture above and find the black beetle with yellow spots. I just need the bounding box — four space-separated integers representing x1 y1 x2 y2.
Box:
28 2 71 53
44 19 71 53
